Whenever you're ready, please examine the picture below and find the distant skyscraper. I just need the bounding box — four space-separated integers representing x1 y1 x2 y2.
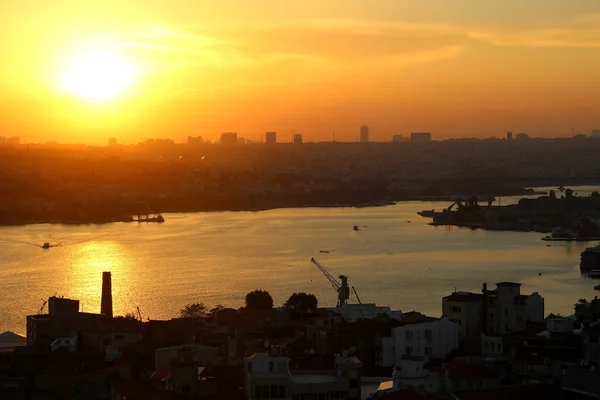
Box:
237 137 246 145
220 132 238 145
360 125 369 143
410 132 432 143
187 136 203 145
265 132 277 144
392 134 405 143
506 132 513 141
6 137 20 147
293 133 303 144
108 137 118 147
515 133 529 140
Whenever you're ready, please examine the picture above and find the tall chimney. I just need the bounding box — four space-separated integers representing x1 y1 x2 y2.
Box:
482 282 487 335
101 271 113 318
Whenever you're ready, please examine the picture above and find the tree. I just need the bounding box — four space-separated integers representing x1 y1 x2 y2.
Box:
245 290 273 310
180 303 208 318
210 304 225 317
284 292 318 312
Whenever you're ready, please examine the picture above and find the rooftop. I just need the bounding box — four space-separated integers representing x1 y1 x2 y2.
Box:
496 282 522 287
291 373 342 385
444 292 483 303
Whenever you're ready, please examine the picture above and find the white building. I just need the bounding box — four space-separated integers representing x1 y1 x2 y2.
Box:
487 282 544 335
328 304 402 323
443 282 545 340
244 349 362 400
379 317 459 367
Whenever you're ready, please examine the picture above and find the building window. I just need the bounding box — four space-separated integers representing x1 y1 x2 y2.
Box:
350 379 358 389
278 385 285 398
247 362 252 372
424 329 432 340
405 330 413 339
255 386 261 399
269 361 274 371
505 323 508 331
425 347 431 355
262 385 270 399
452 306 461 313
406 347 412 355
485 341 489 351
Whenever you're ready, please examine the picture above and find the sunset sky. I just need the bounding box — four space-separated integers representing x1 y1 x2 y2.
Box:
2 1 600 144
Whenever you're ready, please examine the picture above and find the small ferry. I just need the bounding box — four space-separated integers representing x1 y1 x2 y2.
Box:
42 242 50 249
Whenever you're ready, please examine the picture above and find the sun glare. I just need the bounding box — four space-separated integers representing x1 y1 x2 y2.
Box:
60 49 135 101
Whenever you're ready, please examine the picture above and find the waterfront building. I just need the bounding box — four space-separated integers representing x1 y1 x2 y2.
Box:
506 131 513 141
515 132 529 140
392 134 404 143
293 133 303 144
108 137 118 147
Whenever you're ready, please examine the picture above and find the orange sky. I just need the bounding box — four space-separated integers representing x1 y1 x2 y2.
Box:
1 1 600 144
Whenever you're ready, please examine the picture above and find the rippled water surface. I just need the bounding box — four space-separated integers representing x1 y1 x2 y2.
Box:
2 188 599 334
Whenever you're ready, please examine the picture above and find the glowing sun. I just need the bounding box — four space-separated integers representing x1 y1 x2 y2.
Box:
60 49 135 101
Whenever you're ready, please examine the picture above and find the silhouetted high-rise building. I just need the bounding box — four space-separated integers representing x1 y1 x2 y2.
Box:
360 125 369 143
410 132 432 143
220 132 238 145
506 132 513 141
187 136 203 145
108 137 118 147
6 137 20 147
237 137 246 145
101 271 113 318
515 133 529 140
392 134 405 143
265 132 277 144
293 133 303 144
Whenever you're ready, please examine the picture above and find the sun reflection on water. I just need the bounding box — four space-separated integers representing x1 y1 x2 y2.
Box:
66 241 133 315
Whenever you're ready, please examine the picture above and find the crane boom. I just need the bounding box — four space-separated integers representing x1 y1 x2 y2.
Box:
310 258 350 307
310 258 340 290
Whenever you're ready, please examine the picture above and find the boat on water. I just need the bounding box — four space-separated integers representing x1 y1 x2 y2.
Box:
42 242 50 249
543 227 600 242
133 214 165 223
319 250 330 254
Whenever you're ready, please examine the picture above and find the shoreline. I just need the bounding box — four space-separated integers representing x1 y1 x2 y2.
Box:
0 192 539 228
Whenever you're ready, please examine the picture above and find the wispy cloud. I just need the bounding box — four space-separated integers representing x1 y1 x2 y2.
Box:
386 45 464 67
467 28 600 48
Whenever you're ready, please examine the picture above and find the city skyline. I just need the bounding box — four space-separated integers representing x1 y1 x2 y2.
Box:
1 1 600 144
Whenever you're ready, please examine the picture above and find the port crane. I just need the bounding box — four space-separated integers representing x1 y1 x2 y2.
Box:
310 258 361 307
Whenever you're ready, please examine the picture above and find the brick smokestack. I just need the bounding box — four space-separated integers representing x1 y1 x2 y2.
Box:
101 271 113 318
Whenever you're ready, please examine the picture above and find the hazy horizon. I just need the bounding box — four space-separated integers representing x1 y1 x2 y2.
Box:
2 1 600 144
